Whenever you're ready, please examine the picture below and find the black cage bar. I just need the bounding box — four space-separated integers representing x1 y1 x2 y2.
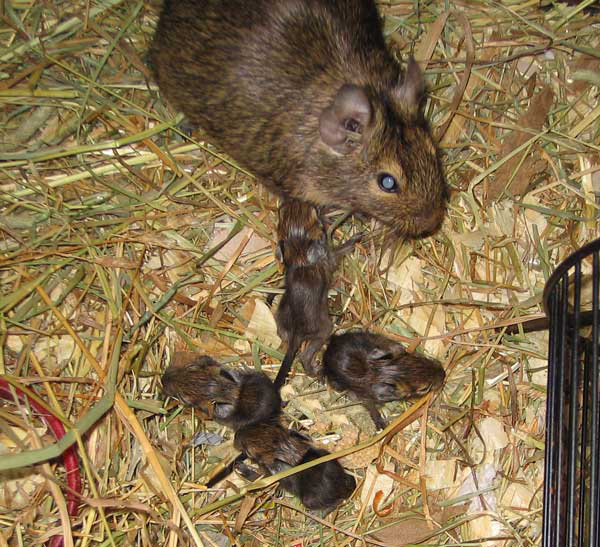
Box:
542 237 600 547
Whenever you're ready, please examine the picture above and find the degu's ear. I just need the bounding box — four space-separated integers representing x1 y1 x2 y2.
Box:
395 57 426 113
319 84 372 154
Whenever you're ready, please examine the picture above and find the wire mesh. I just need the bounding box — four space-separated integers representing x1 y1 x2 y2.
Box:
542 238 600 547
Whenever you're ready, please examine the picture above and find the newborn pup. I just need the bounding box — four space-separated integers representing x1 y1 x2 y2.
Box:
322 331 446 430
234 421 355 513
274 200 333 388
161 356 281 430
274 199 359 389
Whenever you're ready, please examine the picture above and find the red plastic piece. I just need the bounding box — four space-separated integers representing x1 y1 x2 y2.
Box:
0 379 82 547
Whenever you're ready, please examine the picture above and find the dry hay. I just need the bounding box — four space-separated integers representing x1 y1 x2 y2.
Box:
1 0 599 545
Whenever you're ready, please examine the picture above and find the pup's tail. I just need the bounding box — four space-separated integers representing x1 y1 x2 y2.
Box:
274 335 301 390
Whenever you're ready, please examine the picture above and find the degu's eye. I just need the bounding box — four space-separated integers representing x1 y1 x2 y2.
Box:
377 173 398 193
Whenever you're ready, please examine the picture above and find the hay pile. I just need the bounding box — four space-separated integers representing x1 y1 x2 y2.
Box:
1 0 599 545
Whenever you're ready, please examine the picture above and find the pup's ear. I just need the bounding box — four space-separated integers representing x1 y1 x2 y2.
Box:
275 241 284 263
306 240 328 264
372 381 397 401
367 347 394 363
213 402 234 420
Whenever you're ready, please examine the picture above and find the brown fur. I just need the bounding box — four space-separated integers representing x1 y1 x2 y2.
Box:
148 0 447 236
322 331 445 429
234 421 355 513
274 200 359 388
161 356 281 430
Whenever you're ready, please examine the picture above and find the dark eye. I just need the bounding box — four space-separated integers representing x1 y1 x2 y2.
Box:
218 367 234 380
415 385 432 396
377 173 398 193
